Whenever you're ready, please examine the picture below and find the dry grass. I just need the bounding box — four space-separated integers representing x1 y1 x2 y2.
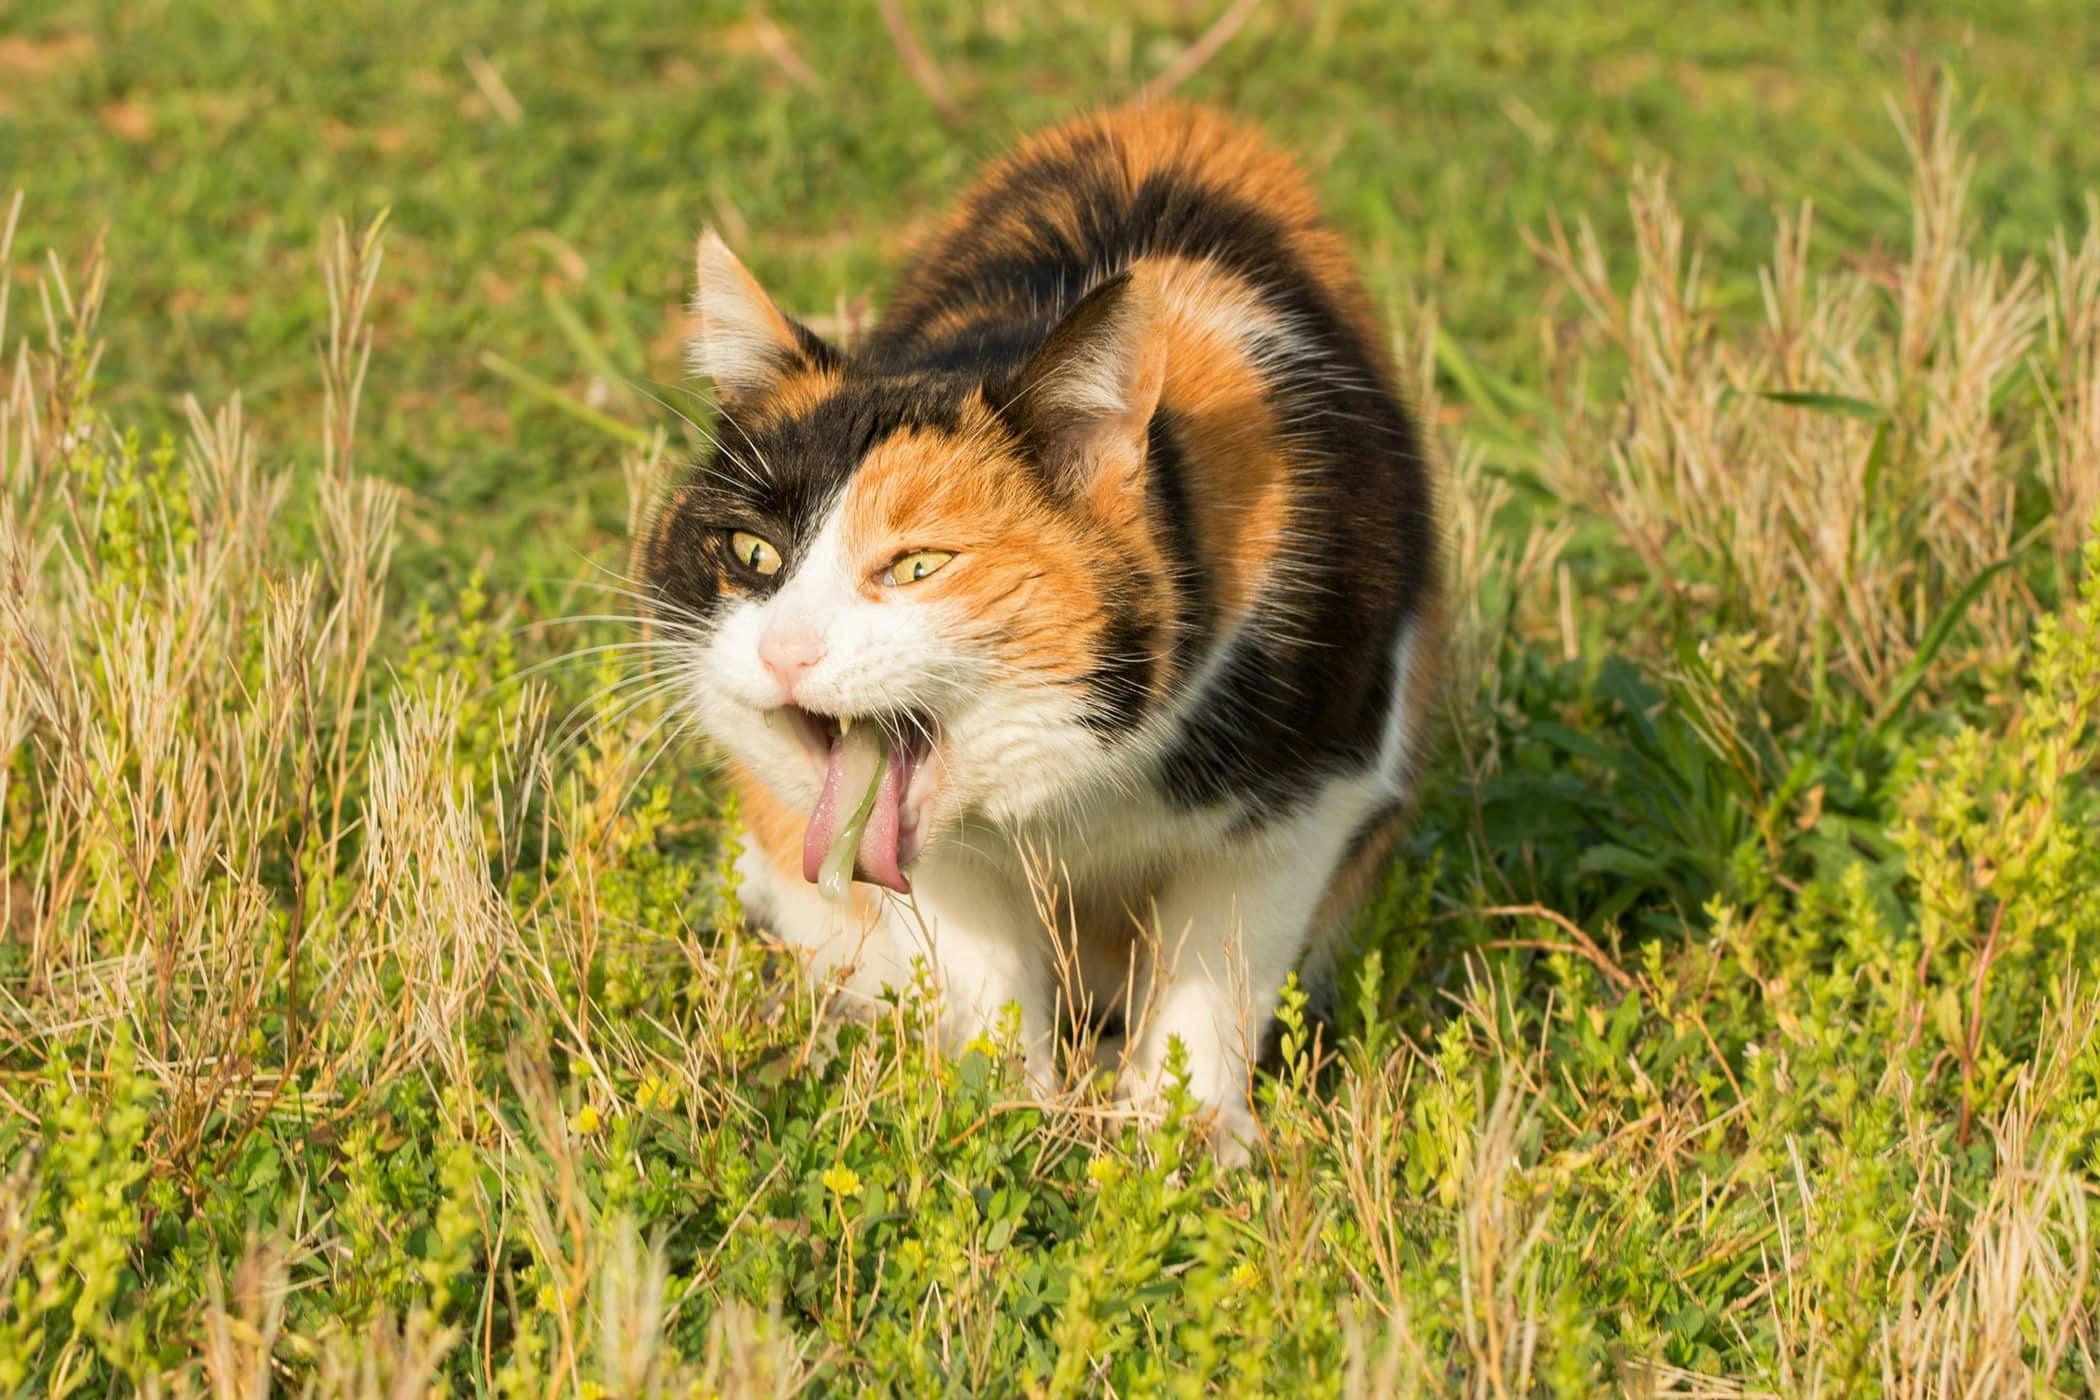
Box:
3 65 2099 1392
1532 70 2093 707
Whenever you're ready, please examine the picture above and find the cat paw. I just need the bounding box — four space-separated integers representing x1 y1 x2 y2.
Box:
1115 1079 1261 1168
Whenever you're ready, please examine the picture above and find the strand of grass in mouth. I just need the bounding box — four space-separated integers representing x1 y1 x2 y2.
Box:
818 749 886 902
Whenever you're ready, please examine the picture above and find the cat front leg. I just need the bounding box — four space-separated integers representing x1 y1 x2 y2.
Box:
1124 783 1384 1163
886 852 1058 1091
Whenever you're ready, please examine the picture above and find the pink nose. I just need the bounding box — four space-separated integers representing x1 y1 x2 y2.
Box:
758 628 823 700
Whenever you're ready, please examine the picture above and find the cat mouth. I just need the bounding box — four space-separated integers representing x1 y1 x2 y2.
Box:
777 704 938 895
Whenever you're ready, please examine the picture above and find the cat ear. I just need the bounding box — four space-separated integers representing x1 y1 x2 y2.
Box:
688 230 833 402
1000 272 1166 494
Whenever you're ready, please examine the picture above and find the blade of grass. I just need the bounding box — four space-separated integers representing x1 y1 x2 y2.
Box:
543 286 636 411
1870 556 2017 737
479 349 652 448
1437 325 1547 427
1755 389 1890 420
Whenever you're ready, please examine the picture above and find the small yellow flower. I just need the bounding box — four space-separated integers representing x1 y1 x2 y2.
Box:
1230 1261 1260 1291
963 1031 999 1059
1086 1156 1122 1187
535 1282 562 1313
569 1104 602 1135
822 1163 862 1198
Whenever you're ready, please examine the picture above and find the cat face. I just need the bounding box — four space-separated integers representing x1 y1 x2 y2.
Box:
644 236 1175 890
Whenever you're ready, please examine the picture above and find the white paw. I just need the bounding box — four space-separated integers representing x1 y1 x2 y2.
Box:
1114 1071 1261 1168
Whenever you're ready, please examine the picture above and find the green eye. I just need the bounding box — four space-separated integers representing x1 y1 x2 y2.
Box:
730 530 781 576
884 549 954 586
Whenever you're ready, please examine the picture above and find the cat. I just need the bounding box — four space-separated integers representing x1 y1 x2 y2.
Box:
643 103 1441 1158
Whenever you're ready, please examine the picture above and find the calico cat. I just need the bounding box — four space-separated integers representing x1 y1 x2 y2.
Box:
644 104 1441 1156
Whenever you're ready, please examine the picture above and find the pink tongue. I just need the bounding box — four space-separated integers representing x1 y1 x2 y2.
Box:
800 735 910 894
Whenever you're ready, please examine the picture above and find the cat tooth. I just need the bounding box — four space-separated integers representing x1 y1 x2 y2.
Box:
839 713 853 737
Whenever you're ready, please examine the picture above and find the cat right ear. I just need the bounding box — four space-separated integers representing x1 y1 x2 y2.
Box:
688 230 834 402
997 271 1165 498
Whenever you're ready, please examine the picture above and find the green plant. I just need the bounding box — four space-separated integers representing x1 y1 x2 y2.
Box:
3 13 2099 1393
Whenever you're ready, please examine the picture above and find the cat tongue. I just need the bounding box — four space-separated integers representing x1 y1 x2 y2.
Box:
801 725 910 895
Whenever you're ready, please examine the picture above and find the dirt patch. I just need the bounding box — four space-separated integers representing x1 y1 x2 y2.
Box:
0 31 95 77
101 98 154 142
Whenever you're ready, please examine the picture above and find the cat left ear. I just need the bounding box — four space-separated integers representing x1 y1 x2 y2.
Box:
688 230 834 403
998 272 1166 496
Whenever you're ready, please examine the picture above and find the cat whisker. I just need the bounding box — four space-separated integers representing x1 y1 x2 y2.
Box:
544 669 696 763
512 612 708 641
599 706 700 822
503 638 696 687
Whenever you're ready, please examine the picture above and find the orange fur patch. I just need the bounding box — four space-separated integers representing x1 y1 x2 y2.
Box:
1133 256 1296 617
746 365 845 427
838 421 1172 691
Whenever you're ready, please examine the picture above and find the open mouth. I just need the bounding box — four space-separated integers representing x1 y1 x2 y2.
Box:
778 705 936 896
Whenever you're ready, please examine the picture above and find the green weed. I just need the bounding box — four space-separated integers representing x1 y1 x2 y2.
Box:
2 10 2099 1395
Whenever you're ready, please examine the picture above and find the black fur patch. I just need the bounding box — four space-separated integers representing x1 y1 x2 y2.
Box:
1142 407 1213 686
650 373 973 625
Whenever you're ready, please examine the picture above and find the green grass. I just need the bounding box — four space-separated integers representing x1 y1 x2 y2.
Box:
4 2 2100 1393
7 0 2099 594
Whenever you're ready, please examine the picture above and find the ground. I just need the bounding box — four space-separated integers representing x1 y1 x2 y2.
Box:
2 1 2098 1393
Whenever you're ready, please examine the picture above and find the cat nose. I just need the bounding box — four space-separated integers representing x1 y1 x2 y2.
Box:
758 627 824 701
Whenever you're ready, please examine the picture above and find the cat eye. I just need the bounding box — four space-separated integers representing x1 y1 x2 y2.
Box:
884 550 954 586
729 530 782 576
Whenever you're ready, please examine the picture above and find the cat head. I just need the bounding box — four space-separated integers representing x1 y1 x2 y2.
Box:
643 233 1177 891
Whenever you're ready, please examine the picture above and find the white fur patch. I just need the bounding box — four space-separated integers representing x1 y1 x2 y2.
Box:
1154 258 1321 382
1036 319 1147 418
688 231 800 399
1372 616 1421 796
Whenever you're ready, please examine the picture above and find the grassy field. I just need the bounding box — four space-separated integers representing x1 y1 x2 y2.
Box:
4 1 2100 1393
